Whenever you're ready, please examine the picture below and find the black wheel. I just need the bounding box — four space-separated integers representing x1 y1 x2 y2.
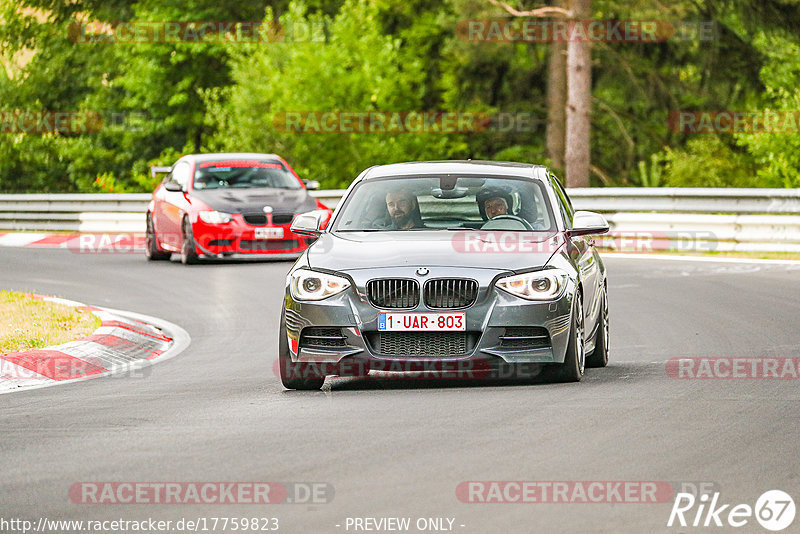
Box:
586 286 609 368
544 291 585 382
180 218 199 265
278 310 325 390
145 214 171 261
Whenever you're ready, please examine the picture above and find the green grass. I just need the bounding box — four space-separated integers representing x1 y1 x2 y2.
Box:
0 290 101 354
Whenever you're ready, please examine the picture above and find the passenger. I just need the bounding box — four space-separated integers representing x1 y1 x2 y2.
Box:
476 187 514 220
385 190 424 229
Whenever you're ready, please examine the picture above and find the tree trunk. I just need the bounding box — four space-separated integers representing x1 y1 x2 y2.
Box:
565 0 592 187
545 2 566 170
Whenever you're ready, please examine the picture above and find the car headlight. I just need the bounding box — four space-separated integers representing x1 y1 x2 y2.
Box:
496 269 568 301
290 269 351 301
198 211 232 224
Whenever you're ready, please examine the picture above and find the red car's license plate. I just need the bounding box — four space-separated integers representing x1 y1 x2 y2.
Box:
254 227 284 240
378 312 465 331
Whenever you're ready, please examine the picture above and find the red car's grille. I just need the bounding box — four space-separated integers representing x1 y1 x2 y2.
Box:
243 213 294 225
239 239 299 251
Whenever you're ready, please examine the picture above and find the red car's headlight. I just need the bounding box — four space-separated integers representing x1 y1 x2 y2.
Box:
198 211 232 224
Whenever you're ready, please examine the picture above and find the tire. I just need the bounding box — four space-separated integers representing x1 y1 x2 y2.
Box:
586 286 609 368
180 218 199 265
145 214 171 261
544 291 585 383
278 310 325 391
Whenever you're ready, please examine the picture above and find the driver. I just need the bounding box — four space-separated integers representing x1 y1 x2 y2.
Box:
385 190 424 229
476 187 514 220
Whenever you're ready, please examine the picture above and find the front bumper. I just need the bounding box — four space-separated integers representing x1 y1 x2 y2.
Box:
192 215 311 257
283 267 575 372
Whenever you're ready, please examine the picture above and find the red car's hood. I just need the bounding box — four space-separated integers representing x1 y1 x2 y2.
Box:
190 188 316 215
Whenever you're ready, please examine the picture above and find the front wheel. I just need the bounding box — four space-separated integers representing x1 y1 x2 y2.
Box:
180 218 199 265
145 214 171 261
544 291 585 383
586 286 609 368
278 311 325 390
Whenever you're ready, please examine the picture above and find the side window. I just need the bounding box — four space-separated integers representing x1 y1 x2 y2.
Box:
169 162 191 190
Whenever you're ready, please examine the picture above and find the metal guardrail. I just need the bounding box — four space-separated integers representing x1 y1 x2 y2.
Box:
0 194 151 232
1 189 799 252
568 188 800 215
313 188 800 214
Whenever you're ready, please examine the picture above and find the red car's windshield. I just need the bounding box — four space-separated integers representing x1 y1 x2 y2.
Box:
194 160 301 190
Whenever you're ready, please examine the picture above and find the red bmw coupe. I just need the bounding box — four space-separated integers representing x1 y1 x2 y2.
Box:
146 153 332 264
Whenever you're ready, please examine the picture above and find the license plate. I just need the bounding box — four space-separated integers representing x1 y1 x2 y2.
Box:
254 227 284 240
378 312 466 332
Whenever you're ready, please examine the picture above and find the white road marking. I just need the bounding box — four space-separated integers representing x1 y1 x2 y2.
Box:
0 233 48 247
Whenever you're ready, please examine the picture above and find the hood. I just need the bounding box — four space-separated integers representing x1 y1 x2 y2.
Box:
307 231 565 273
190 188 316 214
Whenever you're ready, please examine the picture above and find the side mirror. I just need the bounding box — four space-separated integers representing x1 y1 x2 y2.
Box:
291 210 328 237
303 179 320 191
163 181 184 192
568 211 610 237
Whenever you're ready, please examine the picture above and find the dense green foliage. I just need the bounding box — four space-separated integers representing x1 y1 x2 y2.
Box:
0 0 798 191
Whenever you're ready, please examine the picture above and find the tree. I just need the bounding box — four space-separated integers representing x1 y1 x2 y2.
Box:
208 0 461 188
564 0 591 187
545 0 566 171
486 0 591 187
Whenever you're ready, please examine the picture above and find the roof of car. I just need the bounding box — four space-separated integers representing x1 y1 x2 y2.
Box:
361 160 548 180
184 153 283 163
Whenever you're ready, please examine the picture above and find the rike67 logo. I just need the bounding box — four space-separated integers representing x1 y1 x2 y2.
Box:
668 490 795 531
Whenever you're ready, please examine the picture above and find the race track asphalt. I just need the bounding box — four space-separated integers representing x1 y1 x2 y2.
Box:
1 247 799 533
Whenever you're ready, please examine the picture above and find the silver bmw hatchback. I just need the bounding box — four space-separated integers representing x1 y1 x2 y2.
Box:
280 161 610 390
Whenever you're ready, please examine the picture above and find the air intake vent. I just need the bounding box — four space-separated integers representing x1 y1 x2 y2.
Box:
499 327 550 349
368 331 471 356
424 279 479 309
367 279 419 309
300 327 347 349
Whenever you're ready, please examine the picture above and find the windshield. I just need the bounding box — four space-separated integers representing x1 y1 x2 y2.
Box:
193 159 301 190
332 175 555 232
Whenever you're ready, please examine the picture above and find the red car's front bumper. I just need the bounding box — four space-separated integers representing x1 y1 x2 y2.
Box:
191 214 313 257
